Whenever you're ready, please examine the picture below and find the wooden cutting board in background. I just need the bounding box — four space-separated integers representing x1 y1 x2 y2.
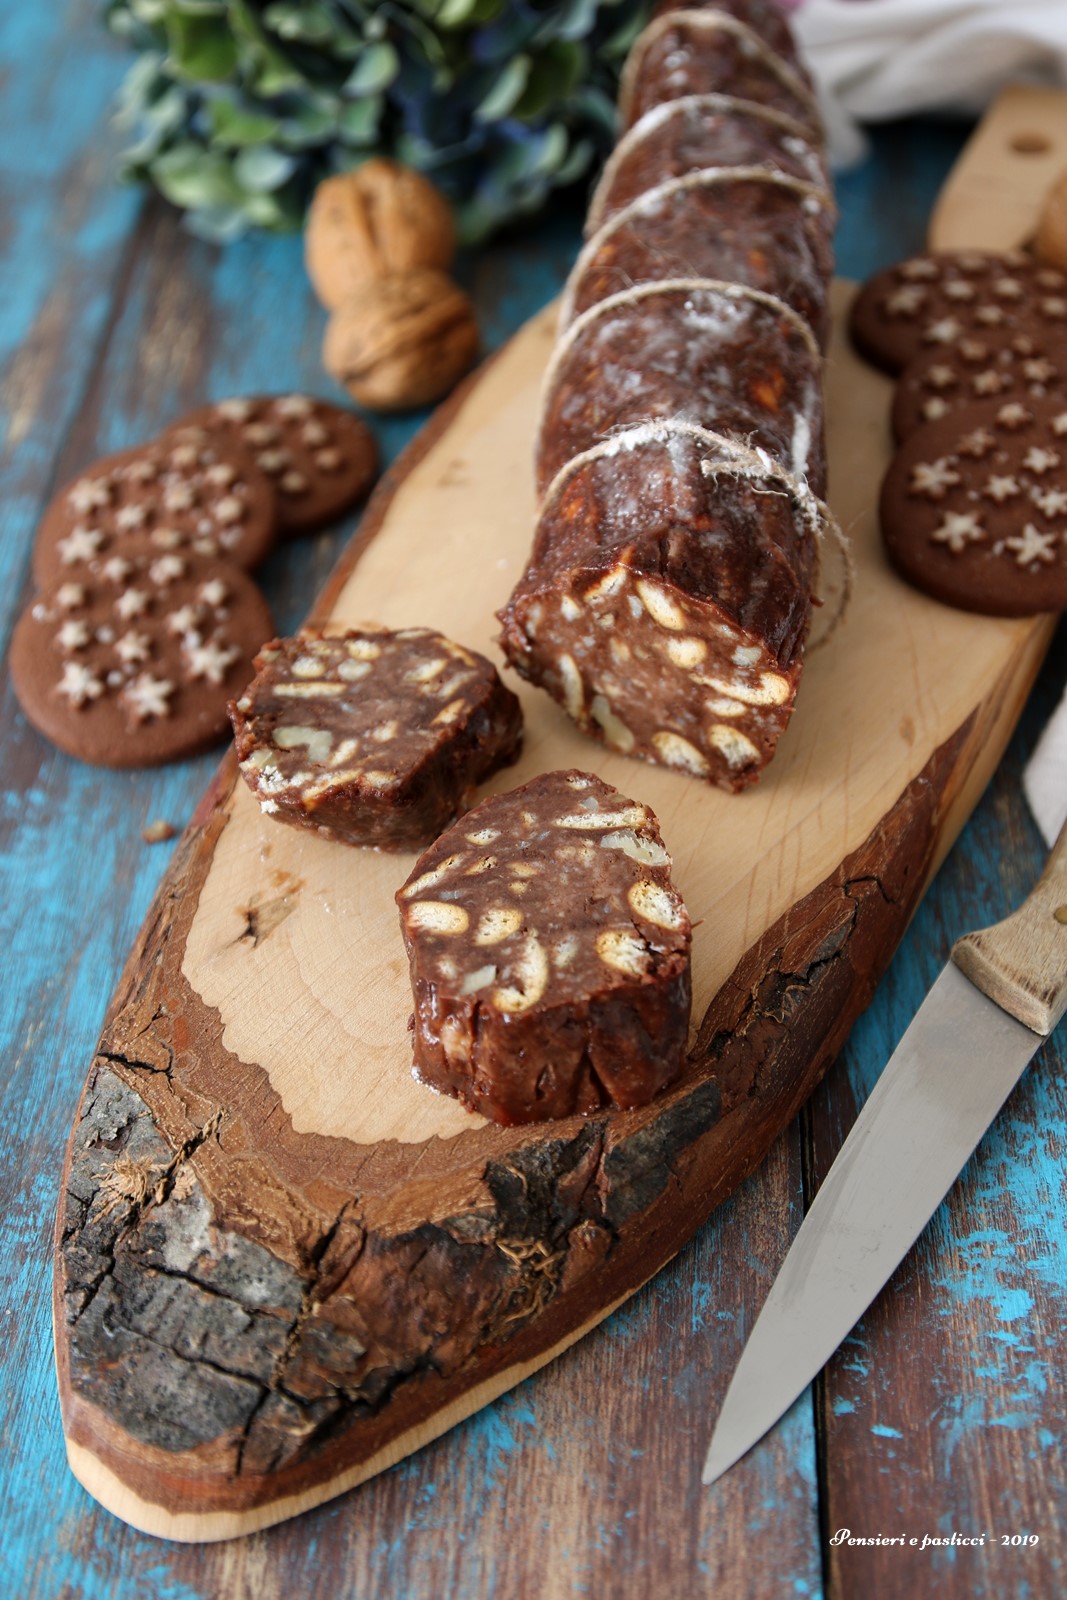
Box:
54 90 1065 1542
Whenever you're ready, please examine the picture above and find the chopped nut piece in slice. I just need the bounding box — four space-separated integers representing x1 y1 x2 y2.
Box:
230 625 522 848
396 769 692 1125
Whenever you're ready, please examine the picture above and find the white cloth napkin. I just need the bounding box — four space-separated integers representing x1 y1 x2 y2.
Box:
792 0 1067 166
1024 681 1067 845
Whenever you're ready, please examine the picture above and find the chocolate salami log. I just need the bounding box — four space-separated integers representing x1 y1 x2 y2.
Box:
499 0 837 792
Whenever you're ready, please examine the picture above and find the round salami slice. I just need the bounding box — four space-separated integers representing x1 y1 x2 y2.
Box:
168 394 378 538
33 439 277 588
891 329 1067 442
879 395 1067 615
396 769 693 1125
11 546 273 766
849 251 1067 375
230 626 523 849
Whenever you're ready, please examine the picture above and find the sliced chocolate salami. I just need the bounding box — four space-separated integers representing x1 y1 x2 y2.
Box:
891 329 1067 442
587 95 829 237
33 440 277 588
561 172 835 347
500 423 829 791
537 280 825 498
879 395 1067 615
169 394 379 537
396 769 692 1125
619 8 820 133
849 251 1067 376
11 546 273 766
230 626 522 849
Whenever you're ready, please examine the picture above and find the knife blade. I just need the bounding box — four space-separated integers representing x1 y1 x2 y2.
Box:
702 815 1067 1488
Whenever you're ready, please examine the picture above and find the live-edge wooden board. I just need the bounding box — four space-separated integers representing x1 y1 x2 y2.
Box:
55 279 1055 1541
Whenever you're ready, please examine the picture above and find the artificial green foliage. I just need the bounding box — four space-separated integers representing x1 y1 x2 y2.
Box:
105 0 652 244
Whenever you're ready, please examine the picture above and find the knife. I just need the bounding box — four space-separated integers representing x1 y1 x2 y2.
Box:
702 814 1067 1487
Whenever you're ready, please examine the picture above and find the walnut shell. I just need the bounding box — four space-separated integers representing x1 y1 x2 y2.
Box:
305 160 456 311
1036 169 1067 274
323 269 480 412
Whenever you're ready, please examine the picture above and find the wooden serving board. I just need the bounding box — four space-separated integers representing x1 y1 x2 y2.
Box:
56 97 1066 1532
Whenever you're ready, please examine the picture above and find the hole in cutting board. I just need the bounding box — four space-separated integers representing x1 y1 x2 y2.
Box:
1010 131 1053 155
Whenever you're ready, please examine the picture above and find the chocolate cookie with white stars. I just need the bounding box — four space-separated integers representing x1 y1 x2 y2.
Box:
11 545 274 766
879 395 1067 616
169 394 379 537
849 251 1067 375
891 328 1067 442
33 439 277 588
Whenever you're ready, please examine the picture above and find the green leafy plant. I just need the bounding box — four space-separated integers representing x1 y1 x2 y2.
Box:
105 0 651 243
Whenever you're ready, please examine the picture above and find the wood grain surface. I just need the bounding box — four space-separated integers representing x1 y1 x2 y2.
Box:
2 5 1066 1595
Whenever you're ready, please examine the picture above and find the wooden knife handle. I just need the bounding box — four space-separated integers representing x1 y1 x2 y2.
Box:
953 816 1067 1035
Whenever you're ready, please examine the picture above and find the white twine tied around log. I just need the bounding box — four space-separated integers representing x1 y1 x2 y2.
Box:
535 417 853 651
616 8 824 132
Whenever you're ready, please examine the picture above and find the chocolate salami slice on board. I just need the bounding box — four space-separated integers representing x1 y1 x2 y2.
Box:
397 769 692 1125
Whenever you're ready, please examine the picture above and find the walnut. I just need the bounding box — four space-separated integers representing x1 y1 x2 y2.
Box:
1035 169 1067 273
305 160 456 311
323 269 480 411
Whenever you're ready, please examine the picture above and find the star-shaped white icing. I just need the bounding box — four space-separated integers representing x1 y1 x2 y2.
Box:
1005 523 1058 566
56 583 85 610
943 280 976 301
149 526 183 550
122 673 174 720
256 449 289 475
57 661 103 706
996 402 1031 429
924 365 957 391
57 620 91 651
315 449 342 472
163 483 195 513
1036 269 1066 290
302 420 329 447
183 634 239 685
149 555 186 585
275 394 313 418
1051 413 1067 436
124 459 157 483
1041 297 1067 318
204 462 236 487
114 631 151 665
982 475 1020 503
931 510 984 553
58 527 103 564
957 427 996 458
198 579 228 608
68 478 111 515
910 457 961 498
921 399 949 421
993 277 1024 299
1023 446 1060 475
959 338 988 362
243 422 279 447
899 259 940 280
1022 358 1056 383
166 604 199 636
217 398 253 422
214 495 245 524
114 502 148 531
972 369 1004 396
885 286 926 316
168 444 200 471
115 588 149 620
1032 487 1067 517
280 471 308 495
923 317 963 344
101 556 133 583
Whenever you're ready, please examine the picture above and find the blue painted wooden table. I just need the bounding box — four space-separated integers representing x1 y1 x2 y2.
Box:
1 7 1064 1596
